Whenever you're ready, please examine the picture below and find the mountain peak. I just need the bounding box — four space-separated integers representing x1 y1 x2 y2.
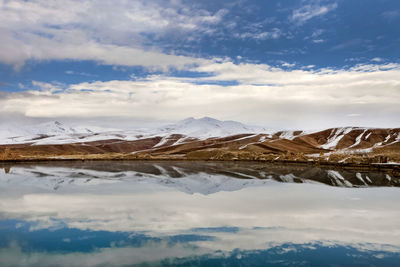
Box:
161 117 269 138
199 116 218 121
180 116 219 123
180 117 230 124
180 117 195 123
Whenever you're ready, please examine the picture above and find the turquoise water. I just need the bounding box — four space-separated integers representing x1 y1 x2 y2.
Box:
0 161 399 266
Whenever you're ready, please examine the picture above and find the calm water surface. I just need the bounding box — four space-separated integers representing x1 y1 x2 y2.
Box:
0 161 399 266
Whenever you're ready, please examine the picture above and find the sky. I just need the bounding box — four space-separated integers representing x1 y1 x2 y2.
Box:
0 0 399 130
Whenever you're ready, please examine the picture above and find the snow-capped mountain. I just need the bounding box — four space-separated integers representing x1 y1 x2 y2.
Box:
0 117 271 144
0 118 399 165
157 117 271 138
0 121 91 137
0 121 118 145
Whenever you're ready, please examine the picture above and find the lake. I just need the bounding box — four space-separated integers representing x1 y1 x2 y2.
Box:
0 161 399 266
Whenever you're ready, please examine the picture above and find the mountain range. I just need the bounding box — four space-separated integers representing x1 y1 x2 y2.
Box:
0 117 399 165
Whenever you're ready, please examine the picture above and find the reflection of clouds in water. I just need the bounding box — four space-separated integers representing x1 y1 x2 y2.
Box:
1 241 399 267
0 241 209 267
0 182 399 251
0 162 400 265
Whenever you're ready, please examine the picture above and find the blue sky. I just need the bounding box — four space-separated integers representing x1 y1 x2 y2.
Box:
0 0 399 129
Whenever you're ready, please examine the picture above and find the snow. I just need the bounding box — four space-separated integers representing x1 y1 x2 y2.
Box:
171 137 189 146
0 117 273 145
384 134 391 143
0 121 124 145
278 129 320 140
156 117 271 139
153 136 169 148
349 129 368 148
236 134 270 150
320 127 354 149
383 133 400 146
1 118 399 154
239 144 248 150
279 131 298 140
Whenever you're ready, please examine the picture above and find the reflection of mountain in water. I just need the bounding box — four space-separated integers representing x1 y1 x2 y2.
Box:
0 161 398 194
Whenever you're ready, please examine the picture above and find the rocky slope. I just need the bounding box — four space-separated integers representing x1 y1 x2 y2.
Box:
0 118 399 165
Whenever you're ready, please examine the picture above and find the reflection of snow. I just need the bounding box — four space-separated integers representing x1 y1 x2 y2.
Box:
356 173 367 185
0 161 398 195
0 165 274 195
327 170 352 187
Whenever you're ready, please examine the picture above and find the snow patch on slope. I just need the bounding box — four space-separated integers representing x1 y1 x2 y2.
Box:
349 129 368 148
327 170 352 187
321 127 354 149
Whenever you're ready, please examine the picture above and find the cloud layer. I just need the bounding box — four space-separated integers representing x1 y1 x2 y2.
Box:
1 61 399 129
0 0 223 69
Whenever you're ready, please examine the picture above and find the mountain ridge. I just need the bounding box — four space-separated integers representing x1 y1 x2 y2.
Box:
0 117 399 164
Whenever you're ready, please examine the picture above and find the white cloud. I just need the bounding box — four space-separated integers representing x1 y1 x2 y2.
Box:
0 0 226 69
291 3 338 24
311 29 324 38
1 61 399 129
281 62 296 68
234 28 282 40
65 70 96 77
382 9 400 20
371 57 384 62
304 29 325 43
